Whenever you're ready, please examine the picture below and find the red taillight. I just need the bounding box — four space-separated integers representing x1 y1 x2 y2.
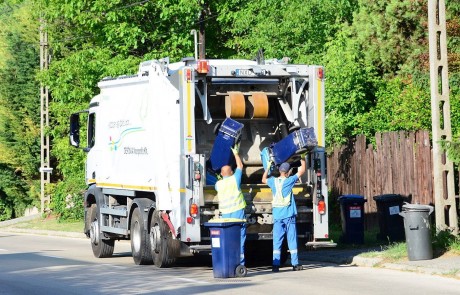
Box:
186 217 193 224
318 200 326 215
197 60 209 74
317 67 324 80
190 203 198 217
194 171 201 180
186 69 192 82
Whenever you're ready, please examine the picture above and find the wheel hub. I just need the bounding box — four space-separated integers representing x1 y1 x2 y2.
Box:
150 224 161 252
90 220 99 245
132 221 141 253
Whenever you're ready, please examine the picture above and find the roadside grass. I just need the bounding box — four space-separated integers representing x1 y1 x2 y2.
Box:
7 215 84 233
360 242 407 261
328 224 381 249
360 229 460 261
432 229 460 255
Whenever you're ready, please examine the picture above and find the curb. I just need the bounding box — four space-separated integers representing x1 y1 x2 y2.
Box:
380 262 460 278
0 227 86 239
350 256 383 267
0 214 41 228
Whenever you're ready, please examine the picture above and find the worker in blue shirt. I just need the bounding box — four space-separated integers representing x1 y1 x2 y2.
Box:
215 144 246 265
262 154 306 272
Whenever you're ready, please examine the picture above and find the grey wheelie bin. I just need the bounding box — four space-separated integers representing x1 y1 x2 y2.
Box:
399 204 434 261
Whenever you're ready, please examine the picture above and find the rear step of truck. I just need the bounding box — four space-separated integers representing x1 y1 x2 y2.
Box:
305 241 338 248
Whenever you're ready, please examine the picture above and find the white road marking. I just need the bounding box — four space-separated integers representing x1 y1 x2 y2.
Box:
38 253 65 259
175 277 208 284
100 264 127 269
10 265 86 274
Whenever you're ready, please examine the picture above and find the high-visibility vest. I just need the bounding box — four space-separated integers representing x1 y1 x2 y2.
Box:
216 176 246 214
272 177 292 208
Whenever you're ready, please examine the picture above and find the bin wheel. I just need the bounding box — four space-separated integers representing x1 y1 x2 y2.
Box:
235 265 247 277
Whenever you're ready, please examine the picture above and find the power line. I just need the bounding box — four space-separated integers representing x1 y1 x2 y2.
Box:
0 9 220 52
48 13 220 45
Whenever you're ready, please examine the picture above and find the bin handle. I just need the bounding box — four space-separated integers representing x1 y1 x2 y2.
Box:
428 206 434 216
409 225 419 230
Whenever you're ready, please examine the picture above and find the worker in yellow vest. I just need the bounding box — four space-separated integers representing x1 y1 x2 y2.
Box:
215 144 246 265
262 154 306 272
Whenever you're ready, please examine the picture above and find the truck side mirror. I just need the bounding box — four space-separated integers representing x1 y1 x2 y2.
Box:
70 113 80 148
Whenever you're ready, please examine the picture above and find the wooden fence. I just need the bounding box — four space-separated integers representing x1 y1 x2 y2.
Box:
327 130 434 228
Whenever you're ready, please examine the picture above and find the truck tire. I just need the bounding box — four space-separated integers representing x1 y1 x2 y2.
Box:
150 211 176 268
89 203 114 258
130 207 153 265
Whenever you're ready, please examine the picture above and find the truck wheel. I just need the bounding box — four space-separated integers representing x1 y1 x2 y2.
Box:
150 211 176 268
130 207 153 265
89 203 114 258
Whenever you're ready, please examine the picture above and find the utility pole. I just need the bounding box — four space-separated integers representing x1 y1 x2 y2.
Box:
39 18 51 214
428 0 458 234
198 2 207 59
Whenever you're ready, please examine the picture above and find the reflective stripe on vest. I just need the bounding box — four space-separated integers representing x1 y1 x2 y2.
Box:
216 176 246 214
272 178 292 208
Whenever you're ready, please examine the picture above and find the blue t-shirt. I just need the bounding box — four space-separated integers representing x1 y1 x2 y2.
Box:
267 175 298 220
215 168 242 190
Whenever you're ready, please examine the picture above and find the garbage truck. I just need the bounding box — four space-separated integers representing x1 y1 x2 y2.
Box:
69 56 332 267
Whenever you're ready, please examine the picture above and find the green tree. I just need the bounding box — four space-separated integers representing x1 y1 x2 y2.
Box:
0 0 40 219
323 27 379 146
322 0 443 146
37 0 212 218
217 0 358 62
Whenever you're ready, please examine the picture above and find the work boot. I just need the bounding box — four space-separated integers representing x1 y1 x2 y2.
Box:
272 265 279 272
292 265 303 271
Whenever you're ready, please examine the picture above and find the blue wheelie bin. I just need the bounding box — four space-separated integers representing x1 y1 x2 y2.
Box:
204 218 247 278
271 127 317 164
338 195 367 244
209 118 244 172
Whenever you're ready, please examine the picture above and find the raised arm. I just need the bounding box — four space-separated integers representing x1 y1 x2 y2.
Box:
231 143 243 170
261 160 273 184
234 153 243 170
296 154 307 178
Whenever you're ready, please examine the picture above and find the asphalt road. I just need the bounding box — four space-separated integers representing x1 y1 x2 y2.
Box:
1 231 460 295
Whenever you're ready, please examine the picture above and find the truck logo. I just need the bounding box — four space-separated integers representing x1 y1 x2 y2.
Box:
109 127 144 151
124 147 148 155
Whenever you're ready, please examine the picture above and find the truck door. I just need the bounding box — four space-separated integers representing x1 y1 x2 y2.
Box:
179 67 203 242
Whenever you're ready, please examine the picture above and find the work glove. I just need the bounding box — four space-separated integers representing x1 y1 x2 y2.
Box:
231 143 240 155
300 152 307 159
267 160 273 170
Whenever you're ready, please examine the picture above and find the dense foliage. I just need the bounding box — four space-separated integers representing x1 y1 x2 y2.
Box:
0 0 458 220
0 0 39 220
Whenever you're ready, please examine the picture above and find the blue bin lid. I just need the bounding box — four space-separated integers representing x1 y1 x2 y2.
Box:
338 194 365 200
204 218 245 227
338 194 366 204
219 118 244 137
